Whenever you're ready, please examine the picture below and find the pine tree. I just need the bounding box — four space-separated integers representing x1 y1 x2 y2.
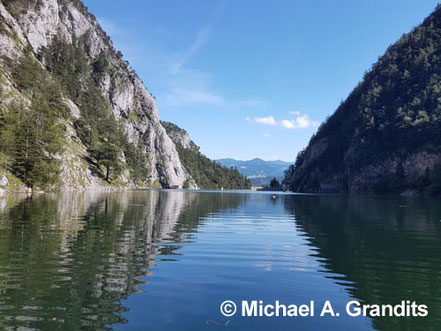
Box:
270 177 281 188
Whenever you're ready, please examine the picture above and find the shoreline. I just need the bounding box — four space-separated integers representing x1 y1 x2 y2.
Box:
2 187 437 198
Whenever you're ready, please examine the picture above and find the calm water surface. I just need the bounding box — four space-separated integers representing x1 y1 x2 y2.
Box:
0 190 440 330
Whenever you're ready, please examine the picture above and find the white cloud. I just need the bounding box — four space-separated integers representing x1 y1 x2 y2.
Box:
247 116 277 126
97 7 232 113
289 110 301 115
263 133 272 137
164 87 225 107
169 26 212 74
247 112 320 130
167 1 225 75
281 114 320 130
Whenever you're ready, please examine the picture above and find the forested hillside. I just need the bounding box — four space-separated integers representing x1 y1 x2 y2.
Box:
284 5 441 195
216 158 291 186
162 122 251 190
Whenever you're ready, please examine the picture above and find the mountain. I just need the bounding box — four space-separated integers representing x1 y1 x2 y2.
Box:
216 158 291 186
283 5 441 195
162 122 251 190
0 0 243 192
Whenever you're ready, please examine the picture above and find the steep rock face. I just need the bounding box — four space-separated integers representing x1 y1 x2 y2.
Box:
284 5 441 193
0 0 193 189
161 121 199 152
161 121 251 190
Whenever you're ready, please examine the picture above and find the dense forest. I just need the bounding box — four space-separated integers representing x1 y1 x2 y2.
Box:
284 5 441 195
162 122 251 190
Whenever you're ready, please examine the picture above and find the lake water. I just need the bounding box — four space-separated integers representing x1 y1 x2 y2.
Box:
0 190 440 330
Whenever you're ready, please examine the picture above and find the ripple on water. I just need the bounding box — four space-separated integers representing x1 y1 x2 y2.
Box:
0 192 440 330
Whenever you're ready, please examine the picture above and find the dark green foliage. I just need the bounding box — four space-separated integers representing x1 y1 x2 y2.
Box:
415 168 431 191
92 53 110 80
176 145 251 189
428 165 441 196
12 56 70 118
373 164 405 194
121 138 150 185
90 142 120 182
0 56 65 188
290 5 441 194
269 177 280 188
41 39 90 101
414 164 441 196
0 151 12 172
183 179 191 189
40 39 149 184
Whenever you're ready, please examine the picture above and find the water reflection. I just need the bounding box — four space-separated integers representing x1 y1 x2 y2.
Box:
283 195 441 331
1 191 440 330
0 191 245 329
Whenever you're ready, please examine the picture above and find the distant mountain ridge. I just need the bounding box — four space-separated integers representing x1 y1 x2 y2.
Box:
216 158 291 186
162 122 251 190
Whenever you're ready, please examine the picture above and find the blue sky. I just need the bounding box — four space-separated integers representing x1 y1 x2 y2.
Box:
83 0 439 162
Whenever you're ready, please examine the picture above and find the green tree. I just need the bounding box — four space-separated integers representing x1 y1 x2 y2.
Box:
270 177 281 188
429 164 441 196
286 6 441 193
90 142 121 182
41 40 150 185
0 151 12 172
10 94 63 187
161 121 251 190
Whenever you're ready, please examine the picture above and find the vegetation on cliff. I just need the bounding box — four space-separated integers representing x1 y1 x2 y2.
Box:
0 56 66 188
285 5 441 195
162 121 251 190
0 40 148 188
40 39 150 185
0 0 199 190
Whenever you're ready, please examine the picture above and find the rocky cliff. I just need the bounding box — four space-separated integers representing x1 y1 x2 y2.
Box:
161 121 199 152
162 121 251 190
284 5 441 194
0 0 195 190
